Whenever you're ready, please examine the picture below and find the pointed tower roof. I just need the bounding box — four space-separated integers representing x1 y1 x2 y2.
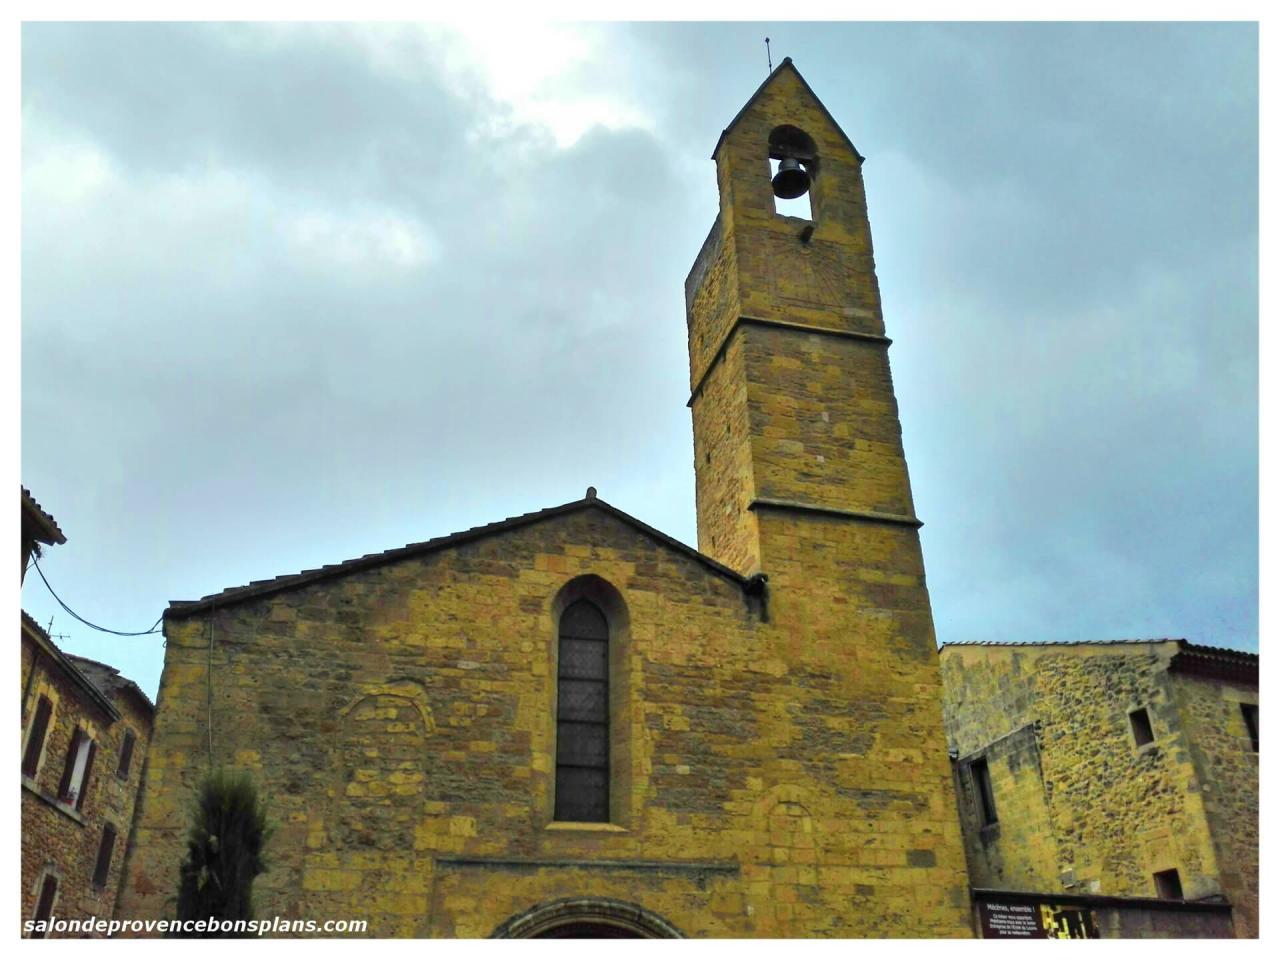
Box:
712 57 865 163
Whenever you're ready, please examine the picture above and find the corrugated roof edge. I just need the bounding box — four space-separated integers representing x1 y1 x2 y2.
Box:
165 494 751 619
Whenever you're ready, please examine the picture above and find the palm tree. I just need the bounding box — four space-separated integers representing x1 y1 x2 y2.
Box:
174 769 269 936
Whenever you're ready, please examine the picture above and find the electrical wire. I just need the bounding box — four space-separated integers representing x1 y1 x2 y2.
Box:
29 555 163 637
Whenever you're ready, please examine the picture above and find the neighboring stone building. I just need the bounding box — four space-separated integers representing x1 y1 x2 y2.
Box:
20 490 156 937
117 60 975 937
939 640 1257 938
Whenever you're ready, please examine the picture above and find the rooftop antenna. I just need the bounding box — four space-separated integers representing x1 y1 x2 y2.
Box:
765 37 773 74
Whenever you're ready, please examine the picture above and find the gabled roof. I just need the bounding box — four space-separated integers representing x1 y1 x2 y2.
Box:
940 638 1254 656
65 654 156 715
21 486 66 545
22 611 120 721
166 492 752 619
940 638 1257 681
942 638 1184 650
712 57 865 163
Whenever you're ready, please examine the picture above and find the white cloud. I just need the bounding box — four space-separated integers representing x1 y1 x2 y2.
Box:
417 22 652 148
22 106 116 208
286 206 439 270
175 23 654 158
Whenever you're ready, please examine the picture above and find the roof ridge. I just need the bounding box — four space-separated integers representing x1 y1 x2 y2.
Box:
940 638 1258 659
64 652 123 676
165 494 749 618
942 638 1187 647
63 652 156 713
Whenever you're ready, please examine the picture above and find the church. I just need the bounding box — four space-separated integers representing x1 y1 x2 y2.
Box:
114 60 1013 937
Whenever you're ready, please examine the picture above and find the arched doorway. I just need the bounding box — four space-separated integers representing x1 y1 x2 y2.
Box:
491 897 683 939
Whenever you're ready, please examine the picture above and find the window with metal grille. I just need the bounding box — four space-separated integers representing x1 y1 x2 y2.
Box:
30 873 58 938
92 824 117 889
117 729 136 779
555 599 609 822
57 728 96 810
22 695 53 778
970 757 998 826
1241 702 1258 752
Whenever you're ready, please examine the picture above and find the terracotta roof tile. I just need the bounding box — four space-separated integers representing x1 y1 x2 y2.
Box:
940 637 1257 664
166 493 751 618
21 486 66 545
64 654 156 714
21 611 119 720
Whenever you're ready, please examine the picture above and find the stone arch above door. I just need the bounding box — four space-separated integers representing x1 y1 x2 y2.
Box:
490 897 684 939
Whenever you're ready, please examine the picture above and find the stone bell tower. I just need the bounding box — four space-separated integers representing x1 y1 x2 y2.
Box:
687 57 918 580
686 60 974 936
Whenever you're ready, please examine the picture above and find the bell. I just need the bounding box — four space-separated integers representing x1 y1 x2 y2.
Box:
771 157 811 200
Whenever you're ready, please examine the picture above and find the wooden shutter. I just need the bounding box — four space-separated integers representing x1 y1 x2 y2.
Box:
555 600 610 822
117 730 136 778
31 874 58 938
92 824 117 888
22 696 53 778
76 740 96 810
57 728 83 801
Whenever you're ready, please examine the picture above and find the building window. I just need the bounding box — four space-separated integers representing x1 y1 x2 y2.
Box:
30 873 58 938
1129 707 1155 748
1153 868 1184 900
555 599 610 822
117 729 137 779
1241 703 1258 752
970 757 998 826
57 728 96 810
92 824 117 889
22 695 54 778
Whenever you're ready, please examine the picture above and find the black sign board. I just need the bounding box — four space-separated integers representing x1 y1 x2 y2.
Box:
978 901 1100 939
978 901 1047 938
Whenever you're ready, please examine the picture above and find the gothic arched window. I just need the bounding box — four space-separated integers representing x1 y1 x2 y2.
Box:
555 599 610 822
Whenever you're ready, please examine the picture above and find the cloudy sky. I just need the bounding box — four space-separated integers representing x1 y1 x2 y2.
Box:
21 22 1258 698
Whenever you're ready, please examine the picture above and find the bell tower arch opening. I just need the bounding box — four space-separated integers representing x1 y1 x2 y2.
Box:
768 123 818 220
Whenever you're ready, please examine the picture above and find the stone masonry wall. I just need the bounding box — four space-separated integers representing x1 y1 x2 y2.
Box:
953 724 1061 893
21 636 153 934
1170 671 1258 937
940 644 1229 909
743 326 915 519
119 507 972 936
690 332 760 574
